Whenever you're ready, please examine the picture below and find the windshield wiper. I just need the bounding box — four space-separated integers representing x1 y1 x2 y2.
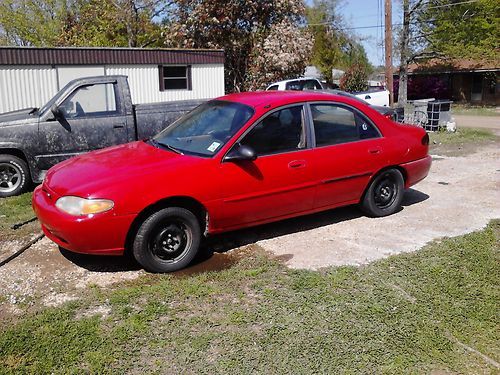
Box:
29 108 39 115
149 139 183 155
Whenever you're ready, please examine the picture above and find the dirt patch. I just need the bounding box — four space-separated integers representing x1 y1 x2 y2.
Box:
429 136 498 157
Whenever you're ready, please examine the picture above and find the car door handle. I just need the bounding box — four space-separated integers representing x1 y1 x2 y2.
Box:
113 124 125 129
288 160 306 169
368 147 381 154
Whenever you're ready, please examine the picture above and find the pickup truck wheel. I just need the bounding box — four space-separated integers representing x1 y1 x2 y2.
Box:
361 169 404 217
0 155 30 198
133 207 201 273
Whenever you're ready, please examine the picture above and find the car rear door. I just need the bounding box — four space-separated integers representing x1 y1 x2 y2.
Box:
216 104 315 229
308 102 386 209
36 81 129 170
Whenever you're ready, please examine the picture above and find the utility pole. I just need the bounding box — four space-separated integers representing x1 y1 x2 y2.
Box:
385 0 394 106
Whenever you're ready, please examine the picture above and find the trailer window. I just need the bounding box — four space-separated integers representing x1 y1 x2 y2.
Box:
160 65 192 91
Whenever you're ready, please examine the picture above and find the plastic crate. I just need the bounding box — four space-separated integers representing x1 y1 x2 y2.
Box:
426 100 452 131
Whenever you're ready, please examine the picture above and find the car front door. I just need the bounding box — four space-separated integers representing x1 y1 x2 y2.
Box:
217 104 315 229
36 82 129 171
309 102 386 209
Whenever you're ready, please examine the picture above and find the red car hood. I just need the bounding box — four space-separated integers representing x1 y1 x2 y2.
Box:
45 141 195 198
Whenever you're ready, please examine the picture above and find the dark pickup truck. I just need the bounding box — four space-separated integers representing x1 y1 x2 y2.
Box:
0 75 204 197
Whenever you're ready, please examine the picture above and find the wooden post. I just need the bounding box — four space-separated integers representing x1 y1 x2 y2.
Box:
385 0 394 106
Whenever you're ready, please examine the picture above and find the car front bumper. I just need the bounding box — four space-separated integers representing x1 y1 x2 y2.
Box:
32 185 136 256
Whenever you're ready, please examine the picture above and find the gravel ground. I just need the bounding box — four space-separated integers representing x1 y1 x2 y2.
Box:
256 144 500 269
0 139 499 317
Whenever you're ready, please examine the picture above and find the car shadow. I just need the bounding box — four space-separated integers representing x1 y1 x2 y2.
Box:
59 188 429 274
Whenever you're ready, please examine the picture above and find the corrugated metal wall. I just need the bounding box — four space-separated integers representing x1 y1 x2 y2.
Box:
0 64 224 112
106 64 225 104
0 66 58 113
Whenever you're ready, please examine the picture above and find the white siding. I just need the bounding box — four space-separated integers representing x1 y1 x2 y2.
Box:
0 63 224 112
57 66 106 88
105 64 225 104
0 66 58 113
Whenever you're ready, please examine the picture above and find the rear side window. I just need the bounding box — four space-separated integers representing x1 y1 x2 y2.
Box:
267 85 279 91
303 80 322 90
311 104 380 146
241 105 306 155
285 81 302 91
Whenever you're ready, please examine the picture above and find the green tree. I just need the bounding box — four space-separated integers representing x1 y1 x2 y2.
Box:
306 0 372 83
396 0 499 105
59 0 167 47
419 0 499 61
0 0 169 47
0 0 70 46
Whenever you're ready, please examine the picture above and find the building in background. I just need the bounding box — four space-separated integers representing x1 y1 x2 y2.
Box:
394 59 499 105
0 47 225 113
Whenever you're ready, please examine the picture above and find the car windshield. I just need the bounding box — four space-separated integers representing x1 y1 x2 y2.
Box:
153 100 254 157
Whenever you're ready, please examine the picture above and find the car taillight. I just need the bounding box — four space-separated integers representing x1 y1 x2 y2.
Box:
422 133 429 146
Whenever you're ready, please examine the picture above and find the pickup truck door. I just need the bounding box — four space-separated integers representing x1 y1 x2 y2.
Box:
37 81 130 170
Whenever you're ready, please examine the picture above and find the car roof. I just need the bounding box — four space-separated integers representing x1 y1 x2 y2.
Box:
217 90 356 108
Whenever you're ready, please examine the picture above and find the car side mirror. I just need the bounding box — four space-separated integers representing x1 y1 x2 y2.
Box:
224 144 257 162
50 104 64 121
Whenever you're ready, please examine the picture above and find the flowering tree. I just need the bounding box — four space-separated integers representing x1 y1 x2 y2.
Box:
168 0 310 92
245 21 313 91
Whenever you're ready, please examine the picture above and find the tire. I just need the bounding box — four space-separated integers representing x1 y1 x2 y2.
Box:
132 207 201 273
361 169 404 217
0 154 31 198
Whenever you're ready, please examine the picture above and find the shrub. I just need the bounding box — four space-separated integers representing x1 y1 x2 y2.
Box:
339 65 368 92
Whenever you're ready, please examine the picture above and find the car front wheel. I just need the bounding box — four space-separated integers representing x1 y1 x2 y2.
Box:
361 169 404 217
132 207 201 273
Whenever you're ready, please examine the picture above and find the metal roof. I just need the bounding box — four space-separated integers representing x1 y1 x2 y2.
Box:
0 47 225 66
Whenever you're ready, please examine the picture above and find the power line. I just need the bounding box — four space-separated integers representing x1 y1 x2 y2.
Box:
306 0 482 28
425 0 478 10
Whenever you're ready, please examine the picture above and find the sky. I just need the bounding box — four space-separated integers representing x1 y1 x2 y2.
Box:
326 0 402 67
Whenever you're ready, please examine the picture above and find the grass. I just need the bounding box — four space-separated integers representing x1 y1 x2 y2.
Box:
0 192 37 244
452 104 499 117
429 127 495 145
429 127 498 156
0 192 34 230
0 220 498 374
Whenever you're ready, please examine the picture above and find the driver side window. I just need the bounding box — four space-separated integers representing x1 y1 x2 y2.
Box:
240 105 306 156
60 83 118 118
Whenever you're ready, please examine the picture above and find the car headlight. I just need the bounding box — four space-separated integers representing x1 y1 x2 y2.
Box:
55 196 114 216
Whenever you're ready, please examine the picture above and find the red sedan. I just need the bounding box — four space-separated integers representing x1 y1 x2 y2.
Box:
33 91 431 272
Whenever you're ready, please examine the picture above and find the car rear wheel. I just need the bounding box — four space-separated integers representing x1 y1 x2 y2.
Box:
0 155 31 198
132 207 201 273
361 169 404 217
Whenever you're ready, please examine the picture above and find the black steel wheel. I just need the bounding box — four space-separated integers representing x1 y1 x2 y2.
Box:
133 207 201 273
361 169 404 217
0 155 31 198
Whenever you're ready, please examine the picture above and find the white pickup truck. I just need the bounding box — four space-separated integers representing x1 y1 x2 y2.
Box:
266 78 390 107
354 89 390 107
